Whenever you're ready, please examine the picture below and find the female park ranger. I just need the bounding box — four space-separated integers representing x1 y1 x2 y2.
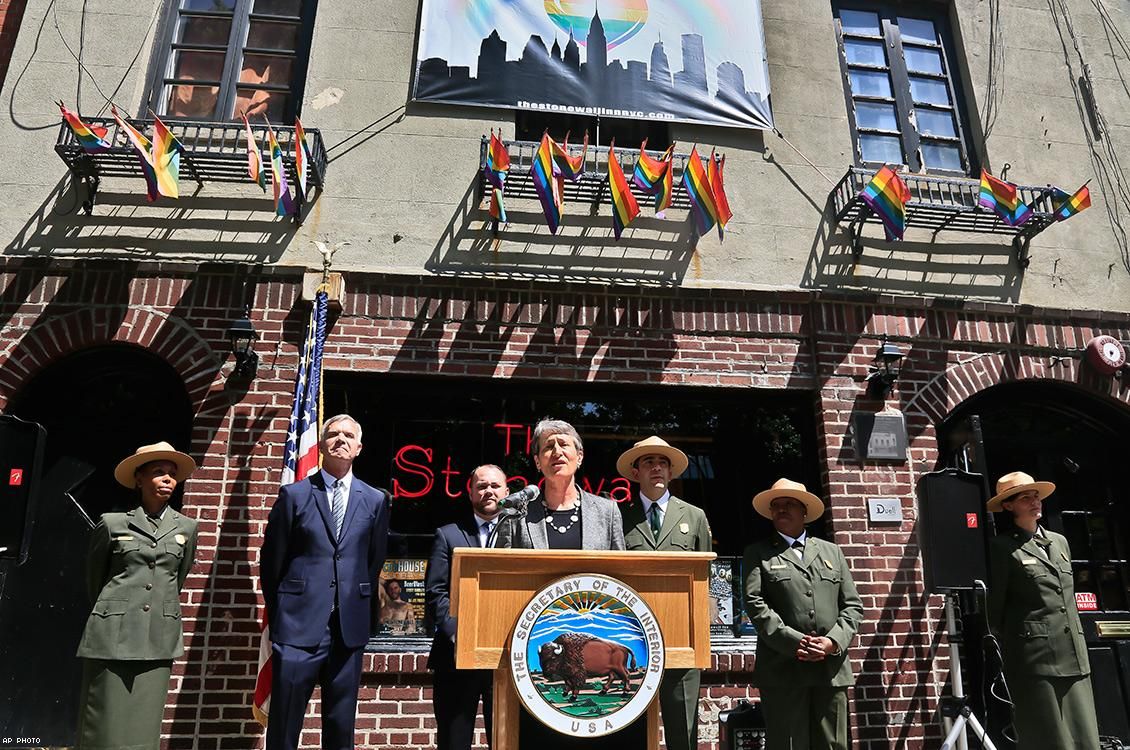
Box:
76 442 198 750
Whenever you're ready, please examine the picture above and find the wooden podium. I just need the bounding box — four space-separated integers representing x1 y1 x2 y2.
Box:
451 549 716 749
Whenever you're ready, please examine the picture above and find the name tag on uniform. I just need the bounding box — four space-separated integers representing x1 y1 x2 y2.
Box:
175 534 186 544
1021 558 1039 565
770 561 787 569
823 559 833 569
115 535 135 542
679 523 690 533
1061 552 1069 562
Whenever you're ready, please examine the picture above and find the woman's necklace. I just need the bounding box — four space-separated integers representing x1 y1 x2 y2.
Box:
546 503 580 534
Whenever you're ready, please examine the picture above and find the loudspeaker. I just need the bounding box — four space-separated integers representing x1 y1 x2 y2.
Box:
917 469 989 593
0 415 46 564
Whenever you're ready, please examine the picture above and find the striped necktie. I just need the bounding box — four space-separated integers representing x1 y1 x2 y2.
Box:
332 479 346 540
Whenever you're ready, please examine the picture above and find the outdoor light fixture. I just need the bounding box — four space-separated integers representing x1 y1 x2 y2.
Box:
226 307 259 379
866 336 904 397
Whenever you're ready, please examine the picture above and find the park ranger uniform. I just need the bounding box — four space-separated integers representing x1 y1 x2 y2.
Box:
76 505 198 750
743 532 863 750
622 492 712 750
987 527 1100 750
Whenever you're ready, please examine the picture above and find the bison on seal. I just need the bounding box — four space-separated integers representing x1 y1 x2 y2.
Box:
537 632 637 701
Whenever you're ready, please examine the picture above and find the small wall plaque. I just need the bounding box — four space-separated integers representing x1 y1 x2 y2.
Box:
867 497 903 523
852 411 909 462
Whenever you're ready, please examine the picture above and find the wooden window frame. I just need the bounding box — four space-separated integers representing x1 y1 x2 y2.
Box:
144 0 318 122
832 1 977 176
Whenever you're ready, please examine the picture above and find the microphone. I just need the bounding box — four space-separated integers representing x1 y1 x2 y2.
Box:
497 484 540 513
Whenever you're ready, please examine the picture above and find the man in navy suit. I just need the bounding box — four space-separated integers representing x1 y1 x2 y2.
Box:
261 414 390 750
425 464 506 749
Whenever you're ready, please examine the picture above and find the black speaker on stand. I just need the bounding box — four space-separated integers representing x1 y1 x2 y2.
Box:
918 468 991 594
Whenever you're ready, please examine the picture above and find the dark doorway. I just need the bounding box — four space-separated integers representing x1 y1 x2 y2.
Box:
0 345 193 744
941 381 1130 744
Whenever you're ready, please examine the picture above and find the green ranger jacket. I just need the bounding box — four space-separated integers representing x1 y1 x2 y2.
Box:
988 527 1090 678
77 506 198 661
743 534 863 687
621 495 712 553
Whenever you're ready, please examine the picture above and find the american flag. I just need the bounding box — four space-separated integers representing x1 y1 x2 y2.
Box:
253 290 329 725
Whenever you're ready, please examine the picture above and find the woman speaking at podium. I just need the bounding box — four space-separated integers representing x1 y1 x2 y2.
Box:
496 418 627 749
496 418 624 553
986 471 1099 750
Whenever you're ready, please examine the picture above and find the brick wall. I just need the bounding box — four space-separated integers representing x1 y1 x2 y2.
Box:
2 259 1129 749
0 0 27 90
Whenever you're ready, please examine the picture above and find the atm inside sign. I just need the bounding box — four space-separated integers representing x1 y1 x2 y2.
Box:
1076 592 1098 611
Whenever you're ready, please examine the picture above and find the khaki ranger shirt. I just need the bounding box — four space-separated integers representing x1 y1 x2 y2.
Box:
988 527 1090 678
77 506 198 661
621 495 712 553
743 534 863 687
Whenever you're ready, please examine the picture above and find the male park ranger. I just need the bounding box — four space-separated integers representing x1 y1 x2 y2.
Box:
617 436 712 750
743 478 863 750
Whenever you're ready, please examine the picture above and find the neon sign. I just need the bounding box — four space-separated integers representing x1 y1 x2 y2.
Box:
391 422 633 503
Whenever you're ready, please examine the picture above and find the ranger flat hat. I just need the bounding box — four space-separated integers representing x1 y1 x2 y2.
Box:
114 441 196 488
986 471 1055 512
752 478 826 520
616 436 689 480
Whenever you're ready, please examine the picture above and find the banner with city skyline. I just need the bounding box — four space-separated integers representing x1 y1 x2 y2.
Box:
412 0 773 130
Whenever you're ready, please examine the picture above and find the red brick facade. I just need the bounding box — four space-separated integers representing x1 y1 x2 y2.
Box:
2 260 1128 749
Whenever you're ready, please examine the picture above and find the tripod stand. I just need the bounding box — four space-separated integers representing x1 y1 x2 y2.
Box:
939 586 997 750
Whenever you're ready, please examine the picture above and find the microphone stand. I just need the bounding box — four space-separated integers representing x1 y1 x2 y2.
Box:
486 506 527 549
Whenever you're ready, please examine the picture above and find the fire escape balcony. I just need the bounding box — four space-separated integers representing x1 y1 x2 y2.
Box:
829 166 1061 267
478 137 700 211
55 116 327 223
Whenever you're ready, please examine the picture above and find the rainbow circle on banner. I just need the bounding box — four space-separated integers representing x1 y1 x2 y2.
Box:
544 0 649 49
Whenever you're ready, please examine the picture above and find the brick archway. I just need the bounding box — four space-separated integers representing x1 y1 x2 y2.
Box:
0 307 222 410
902 350 1129 426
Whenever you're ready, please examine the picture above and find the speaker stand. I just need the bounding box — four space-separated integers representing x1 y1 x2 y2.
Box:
940 593 997 750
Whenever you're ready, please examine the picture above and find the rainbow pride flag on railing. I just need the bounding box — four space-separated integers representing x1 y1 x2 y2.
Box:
110 107 159 202
708 149 733 241
59 102 111 153
1050 182 1091 222
531 133 562 234
608 140 640 240
859 165 911 240
152 115 183 199
484 130 510 230
979 169 1032 227
242 113 267 191
633 139 674 217
682 146 719 235
265 118 295 217
550 131 587 181
294 117 312 198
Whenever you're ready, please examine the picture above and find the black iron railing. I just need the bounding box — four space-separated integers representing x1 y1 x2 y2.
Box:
55 116 327 221
478 137 706 211
829 167 1061 266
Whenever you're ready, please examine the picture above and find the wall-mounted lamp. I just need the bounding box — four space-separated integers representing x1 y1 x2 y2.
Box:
226 306 259 379
866 336 904 397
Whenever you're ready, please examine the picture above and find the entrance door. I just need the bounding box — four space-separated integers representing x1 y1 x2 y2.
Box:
941 381 1130 744
0 345 193 744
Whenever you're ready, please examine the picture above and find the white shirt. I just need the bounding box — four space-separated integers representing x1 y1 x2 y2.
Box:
474 513 499 548
321 468 353 517
778 530 808 561
641 491 671 529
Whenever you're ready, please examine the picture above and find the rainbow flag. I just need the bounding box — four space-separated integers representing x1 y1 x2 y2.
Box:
1050 183 1091 222
59 102 111 153
294 117 311 198
708 149 733 241
151 116 183 199
550 131 587 181
242 114 266 192
485 130 509 190
608 140 640 240
110 107 159 202
681 146 719 235
266 119 295 217
633 139 674 216
530 133 561 234
488 188 507 225
859 165 911 240
979 169 1032 227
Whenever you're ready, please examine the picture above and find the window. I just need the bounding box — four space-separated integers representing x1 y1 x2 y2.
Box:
833 3 975 175
148 0 316 122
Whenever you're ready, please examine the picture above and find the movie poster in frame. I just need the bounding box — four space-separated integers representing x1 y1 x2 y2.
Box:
412 0 773 130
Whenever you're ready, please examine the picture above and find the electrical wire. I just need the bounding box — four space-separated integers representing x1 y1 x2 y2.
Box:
979 0 1006 140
